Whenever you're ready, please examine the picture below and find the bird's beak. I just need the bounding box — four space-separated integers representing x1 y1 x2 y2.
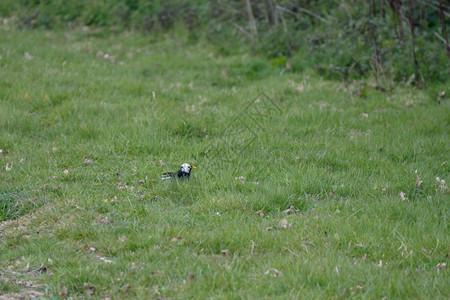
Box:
191 166 197 169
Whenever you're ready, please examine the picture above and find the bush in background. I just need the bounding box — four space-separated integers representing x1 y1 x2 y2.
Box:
1 0 448 85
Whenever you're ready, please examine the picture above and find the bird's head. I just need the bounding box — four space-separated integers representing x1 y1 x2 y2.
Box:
179 163 196 175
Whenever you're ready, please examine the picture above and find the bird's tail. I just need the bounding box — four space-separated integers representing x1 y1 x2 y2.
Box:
151 173 174 182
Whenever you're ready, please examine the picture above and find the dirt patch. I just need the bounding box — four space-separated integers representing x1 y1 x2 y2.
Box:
0 289 44 299
0 274 45 299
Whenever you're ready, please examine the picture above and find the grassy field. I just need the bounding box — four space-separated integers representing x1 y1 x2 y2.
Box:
0 24 449 299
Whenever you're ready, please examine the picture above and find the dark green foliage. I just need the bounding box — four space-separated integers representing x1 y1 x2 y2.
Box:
3 0 206 32
0 0 448 83
229 59 272 81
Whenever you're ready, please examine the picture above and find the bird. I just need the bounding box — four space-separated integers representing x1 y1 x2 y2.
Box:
161 163 196 180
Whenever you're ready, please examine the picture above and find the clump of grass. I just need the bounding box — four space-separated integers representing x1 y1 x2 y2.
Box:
0 190 30 221
0 278 20 294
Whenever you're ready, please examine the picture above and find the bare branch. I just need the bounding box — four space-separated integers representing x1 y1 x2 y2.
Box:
437 0 450 57
233 23 253 40
245 0 258 41
277 5 331 24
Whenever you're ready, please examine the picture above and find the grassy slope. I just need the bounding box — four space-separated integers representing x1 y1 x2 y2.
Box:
0 25 449 298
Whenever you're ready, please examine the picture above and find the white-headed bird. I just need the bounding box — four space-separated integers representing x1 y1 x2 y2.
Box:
161 163 196 180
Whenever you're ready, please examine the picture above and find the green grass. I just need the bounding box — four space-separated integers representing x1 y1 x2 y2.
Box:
0 25 449 299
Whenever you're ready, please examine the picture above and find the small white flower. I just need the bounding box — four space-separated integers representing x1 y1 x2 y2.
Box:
235 176 246 182
399 191 407 201
63 169 69 175
415 170 422 188
436 177 447 191
5 163 12 171
440 179 447 191
24 52 34 60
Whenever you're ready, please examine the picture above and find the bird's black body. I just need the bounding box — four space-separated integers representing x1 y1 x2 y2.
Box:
161 163 196 180
162 170 190 179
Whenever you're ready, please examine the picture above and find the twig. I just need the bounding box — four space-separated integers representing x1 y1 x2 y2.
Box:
438 0 450 57
407 0 425 86
283 247 300 257
369 0 383 85
434 31 447 44
389 0 404 41
277 5 288 32
431 239 439 255
269 0 279 26
277 5 331 24
416 0 450 18
245 0 258 41
232 23 253 40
